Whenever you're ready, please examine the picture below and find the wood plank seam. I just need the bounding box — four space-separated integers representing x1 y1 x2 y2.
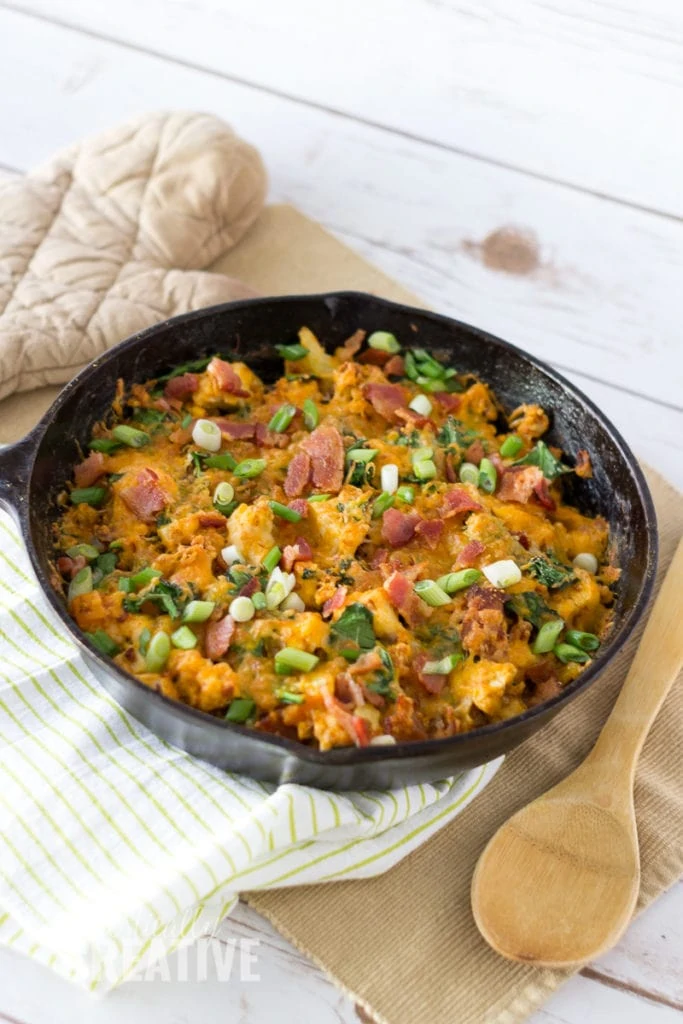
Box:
580 966 683 1013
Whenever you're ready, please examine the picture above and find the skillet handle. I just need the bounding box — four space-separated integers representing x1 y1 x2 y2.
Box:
0 432 37 524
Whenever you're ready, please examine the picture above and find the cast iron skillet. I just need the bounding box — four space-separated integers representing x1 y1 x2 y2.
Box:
0 293 658 790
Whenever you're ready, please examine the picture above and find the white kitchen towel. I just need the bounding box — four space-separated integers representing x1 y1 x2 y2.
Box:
0 509 501 993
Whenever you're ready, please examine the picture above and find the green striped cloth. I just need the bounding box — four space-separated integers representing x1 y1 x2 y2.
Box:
0 510 501 991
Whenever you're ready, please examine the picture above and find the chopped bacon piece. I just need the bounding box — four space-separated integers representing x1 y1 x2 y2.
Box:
284 451 312 498
216 420 256 441
119 469 168 523
441 487 483 518
58 554 87 579
497 464 544 504
384 355 405 377
198 512 228 529
287 499 309 519
464 439 485 465
207 357 248 396
334 673 365 708
394 407 431 429
489 452 506 477
575 449 593 479
533 476 556 511
527 676 563 707
381 508 421 548
322 585 347 618
371 548 389 569
282 537 314 572
363 382 408 421
255 422 289 448
337 329 365 361
74 452 105 488
415 519 444 549
433 391 461 412
238 576 260 599
164 373 198 401
383 570 428 627
169 422 194 445
455 540 485 568
358 348 391 366
348 650 383 675
322 691 371 747
381 692 426 742
204 614 236 661
415 653 447 695
445 453 457 483
152 397 173 413
301 426 345 492
513 532 530 550
461 586 508 661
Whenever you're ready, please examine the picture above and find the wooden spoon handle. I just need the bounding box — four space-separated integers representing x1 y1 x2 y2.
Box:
588 537 683 780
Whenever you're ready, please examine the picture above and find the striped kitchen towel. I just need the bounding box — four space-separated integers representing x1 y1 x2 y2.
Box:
0 509 501 992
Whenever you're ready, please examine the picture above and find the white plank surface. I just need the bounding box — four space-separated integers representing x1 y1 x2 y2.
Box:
0 1 681 1022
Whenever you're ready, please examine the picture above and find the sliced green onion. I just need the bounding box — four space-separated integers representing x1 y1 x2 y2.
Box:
396 484 414 504
372 492 395 519
89 438 121 454
262 546 282 573
269 500 302 523
145 632 171 672
233 458 266 479
340 647 361 661
413 446 433 462
409 394 433 417
203 452 237 471
403 351 419 381
564 629 600 652
413 459 437 481
573 552 599 574
275 342 308 360
182 600 215 623
213 482 235 510
118 577 132 593
347 448 378 464
368 331 400 354
380 464 399 494
268 403 297 433
138 627 151 656
229 596 256 622
302 398 319 431
171 625 198 650
554 643 590 664
181 413 193 429
478 457 497 494
414 376 446 393
500 435 523 458
414 579 451 607
129 567 162 589
307 493 330 503
482 559 522 588
422 653 462 675
112 425 149 449
532 619 565 654
192 418 222 452
274 647 320 674
221 545 243 566
458 462 480 485
70 486 107 507
225 698 256 723
282 592 305 613
66 543 100 562
435 569 482 594
251 592 267 611
68 566 93 601
276 689 305 704
85 629 120 657
265 581 287 610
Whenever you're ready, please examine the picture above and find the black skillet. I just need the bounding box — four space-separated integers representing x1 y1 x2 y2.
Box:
0 293 658 790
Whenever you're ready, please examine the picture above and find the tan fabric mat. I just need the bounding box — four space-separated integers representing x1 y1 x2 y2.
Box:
1 204 680 1024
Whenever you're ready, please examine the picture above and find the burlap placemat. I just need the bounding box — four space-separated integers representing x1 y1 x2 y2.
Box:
1 204 680 1024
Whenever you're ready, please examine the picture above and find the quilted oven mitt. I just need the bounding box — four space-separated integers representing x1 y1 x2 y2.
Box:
0 111 267 401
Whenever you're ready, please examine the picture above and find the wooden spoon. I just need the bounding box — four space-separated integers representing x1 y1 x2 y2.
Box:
471 537 683 968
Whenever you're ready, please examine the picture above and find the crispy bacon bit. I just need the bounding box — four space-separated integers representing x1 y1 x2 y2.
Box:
433 391 461 412
464 439 486 465
415 653 447 695
337 329 365 361
322 585 347 618
527 672 563 707
348 650 383 675
575 449 593 479
394 407 431 429
415 519 444 549
383 570 428 627
301 426 345 492
445 453 457 483
334 673 365 708
322 691 371 747
455 539 485 568
119 468 168 523
381 507 421 548
284 451 312 498
371 548 389 569
461 586 508 661
169 422 194 445
204 614 236 661
58 554 87 579
216 420 256 441
255 422 289 448
282 537 314 572
384 355 405 377
497 464 544 504
533 477 556 511
287 499 309 519
152 397 173 413
441 487 483 518
513 531 530 550
164 373 198 401
238 576 260 599
208 357 248 396
382 692 426 742
358 348 391 366
363 382 408 421
198 512 228 529
74 452 105 488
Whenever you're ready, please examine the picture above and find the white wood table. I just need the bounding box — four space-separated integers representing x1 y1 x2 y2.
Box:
0 2 681 1021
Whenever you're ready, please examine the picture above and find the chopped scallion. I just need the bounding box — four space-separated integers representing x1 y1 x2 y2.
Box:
89 438 122 454
276 689 305 704
368 331 401 354
262 546 282 573
554 643 590 664
182 600 215 623
233 458 266 479
66 543 99 562
478 457 497 494
226 698 256 723
532 619 565 655
138 627 151 656
435 569 482 594
564 629 600 652
192 418 222 452
372 491 395 519
269 500 302 523
396 484 415 504
275 343 308 360
170 625 198 650
413 459 437 481
482 559 522 589
112 425 149 449
251 592 267 611
203 452 237 471
346 448 378 464
500 435 523 458
145 632 171 672
268 403 297 433
213 482 235 511
422 653 462 675
85 629 120 657
70 486 107 507
414 579 451 607
129 567 162 589
302 398 319 431
68 566 93 601
307 493 330 503
459 462 480 485
229 596 256 622
274 647 319 674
